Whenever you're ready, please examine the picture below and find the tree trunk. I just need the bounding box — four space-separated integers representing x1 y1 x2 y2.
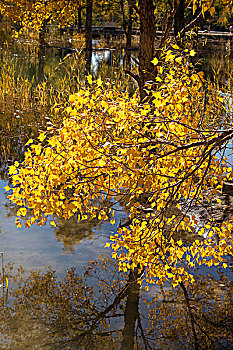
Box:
120 269 140 350
78 3 82 33
174 0 185 38
85 0 92 73
125 4 133 69
121 0 133 48
39 27 46 50
126 5 133 48
138 0 156 99
121 1 133 69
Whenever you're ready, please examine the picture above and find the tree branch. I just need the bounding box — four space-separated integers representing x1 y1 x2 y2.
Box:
127 0 140 14
124 69 140 83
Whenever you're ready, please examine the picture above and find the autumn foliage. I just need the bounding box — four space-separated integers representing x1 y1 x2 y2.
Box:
0 0 80 35
7 47 233 287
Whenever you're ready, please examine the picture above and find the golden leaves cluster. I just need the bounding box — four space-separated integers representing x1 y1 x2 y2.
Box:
7 49 233 287
0 0 80 33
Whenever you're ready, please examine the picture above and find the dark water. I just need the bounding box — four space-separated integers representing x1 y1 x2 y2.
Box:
0 32 233 349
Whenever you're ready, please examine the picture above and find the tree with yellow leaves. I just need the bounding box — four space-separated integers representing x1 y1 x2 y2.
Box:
0 0 82 80
6 44 233 287
4 0 233 289
124 0 233 97
0 0 80 40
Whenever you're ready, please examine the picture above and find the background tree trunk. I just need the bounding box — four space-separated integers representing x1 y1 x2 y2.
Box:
126 4 133 69
85 0 92 73
121 1 133 69
78 2 82 33
126 5 133 48
174 0 185 38
138 0 156 99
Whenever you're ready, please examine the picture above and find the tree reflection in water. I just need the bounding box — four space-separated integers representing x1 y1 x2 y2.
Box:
0 258 232 349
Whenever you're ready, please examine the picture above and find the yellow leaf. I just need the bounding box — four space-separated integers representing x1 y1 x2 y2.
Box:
48 136 58 147
66 106 72 114
69 94 77 103
101 100 108 110
35 145 41 156
8 166 17 175
99 159 105 167
38 133 46 142
210 7 215 16
15 218 22 228
25 220 31 228
175 57 182 63
152 57 158 65
165 50 174 61
51 220 57 227
87 75 92 85
97 77 103 87
17 208 27 217
25 139 34 146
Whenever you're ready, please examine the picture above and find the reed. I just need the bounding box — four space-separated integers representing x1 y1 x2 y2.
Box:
0 43 133 175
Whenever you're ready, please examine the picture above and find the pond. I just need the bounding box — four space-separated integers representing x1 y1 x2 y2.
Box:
0 31 233 349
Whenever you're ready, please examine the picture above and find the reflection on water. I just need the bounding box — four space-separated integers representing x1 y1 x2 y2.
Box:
0 258 232 349
54 216 105 253
0 177 125 277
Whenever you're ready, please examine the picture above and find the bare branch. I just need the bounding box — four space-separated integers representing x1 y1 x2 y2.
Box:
124 69 140 83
